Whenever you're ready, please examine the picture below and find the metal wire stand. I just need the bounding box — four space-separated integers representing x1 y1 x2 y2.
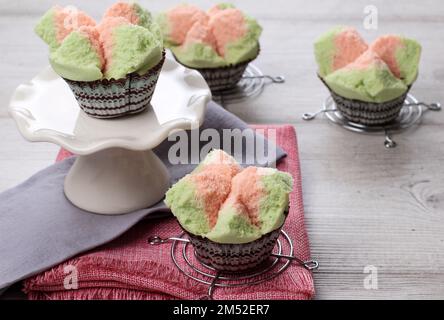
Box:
212 64 285 106
148 230 318 300
302 94 441 148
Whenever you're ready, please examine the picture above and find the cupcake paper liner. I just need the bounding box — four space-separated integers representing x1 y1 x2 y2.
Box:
187 228 282 272
63 51 165 119
320 76 411 126
185 209 288 273
173 46 259 93
193 60 251 93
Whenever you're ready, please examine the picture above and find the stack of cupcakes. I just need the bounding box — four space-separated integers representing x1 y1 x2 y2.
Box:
314 26 421 125
165 150 293 272
35 2 164 118
158 3 262 93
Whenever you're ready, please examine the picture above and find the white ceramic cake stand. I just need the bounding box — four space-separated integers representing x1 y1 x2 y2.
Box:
9 55 211 215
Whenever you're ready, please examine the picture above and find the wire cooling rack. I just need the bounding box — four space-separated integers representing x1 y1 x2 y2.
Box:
148 230 318 300
302 94 441 148
212 64 285 106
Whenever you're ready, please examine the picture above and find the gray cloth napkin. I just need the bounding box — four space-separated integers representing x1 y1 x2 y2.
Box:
0 102 285 292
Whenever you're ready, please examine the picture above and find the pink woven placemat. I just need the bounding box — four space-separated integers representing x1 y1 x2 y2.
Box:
24 125 314 300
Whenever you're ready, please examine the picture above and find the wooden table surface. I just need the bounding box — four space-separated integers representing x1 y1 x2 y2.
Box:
1 0 444 299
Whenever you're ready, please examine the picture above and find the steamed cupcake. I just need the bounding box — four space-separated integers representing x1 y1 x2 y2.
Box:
36 2 164 119
165 150 293 272
158 3 262 92
314 26 421 125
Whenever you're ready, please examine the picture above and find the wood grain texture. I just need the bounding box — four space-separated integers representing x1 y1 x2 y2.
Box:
0 0 444 299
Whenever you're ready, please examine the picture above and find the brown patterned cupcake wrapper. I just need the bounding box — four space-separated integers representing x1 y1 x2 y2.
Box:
320 75 411 126
187 228 282 272
185 209 288 273
194 61 251 93
63 51 166 119
173 46 259 93
331 90 409 126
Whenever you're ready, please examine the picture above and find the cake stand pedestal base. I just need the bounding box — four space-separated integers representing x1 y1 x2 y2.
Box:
64 148 170 215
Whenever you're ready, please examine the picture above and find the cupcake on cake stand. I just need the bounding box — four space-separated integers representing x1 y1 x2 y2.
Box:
9 55 211 214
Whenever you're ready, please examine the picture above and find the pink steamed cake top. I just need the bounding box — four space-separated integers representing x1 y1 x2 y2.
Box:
370 35 404 78
77 26 105 67
183 19 218 52
166 4 248 57
189 150 241 228
224 166 265 226
53 5 96 44
190 163 266 229
97 17 131 74
209 8 247 57
344 49 386 70
103 2 141 26
202 149 241 177
332 27 368 72
191 163 240 228
166 4 208 45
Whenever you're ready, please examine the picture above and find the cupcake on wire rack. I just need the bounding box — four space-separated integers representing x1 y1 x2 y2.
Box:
158 3 262 93
35 2 164 119
165 150 293 272
314 26 421 126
